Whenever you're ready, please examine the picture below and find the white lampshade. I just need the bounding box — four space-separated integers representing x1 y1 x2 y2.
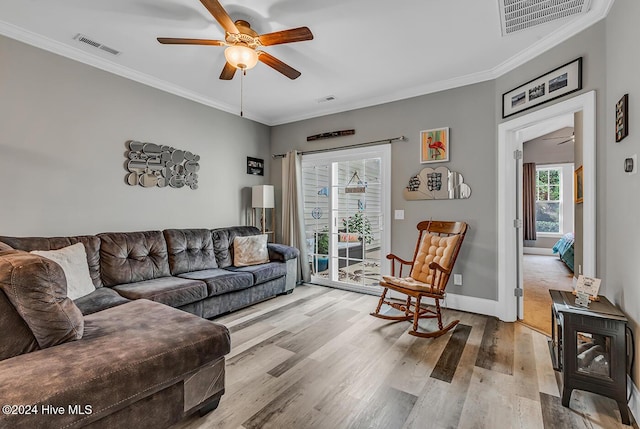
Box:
224 45 259 70
252 185 274 208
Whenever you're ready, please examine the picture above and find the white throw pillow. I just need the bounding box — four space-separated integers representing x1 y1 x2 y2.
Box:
233 234 269 267
31 243 96 300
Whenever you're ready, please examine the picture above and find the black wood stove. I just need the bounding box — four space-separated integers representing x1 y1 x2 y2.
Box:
549 289 630 425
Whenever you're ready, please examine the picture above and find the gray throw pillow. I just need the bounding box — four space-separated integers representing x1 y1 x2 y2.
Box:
0 251 84 348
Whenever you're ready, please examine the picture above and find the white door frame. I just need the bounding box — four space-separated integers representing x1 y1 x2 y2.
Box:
497 91 596 322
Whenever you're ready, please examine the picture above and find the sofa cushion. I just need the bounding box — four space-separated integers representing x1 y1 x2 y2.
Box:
31 243 96 300
211 226 261 268
112 276 207 308
0 299 230 429
164 228 217 275
74 287 131 316
226 262 287 285
98 231 170 286
233 234 269 267
0 251 84 349
178 268 254 297
0 287 39 361
0 235 103 287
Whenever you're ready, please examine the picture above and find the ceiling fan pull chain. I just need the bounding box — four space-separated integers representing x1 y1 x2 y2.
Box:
240 69 244 117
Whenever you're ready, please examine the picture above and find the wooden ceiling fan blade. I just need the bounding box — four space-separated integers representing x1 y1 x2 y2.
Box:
200 0 239 34
157 37 225 46
258 27 313 46
219 62 237 80
258 52 301 79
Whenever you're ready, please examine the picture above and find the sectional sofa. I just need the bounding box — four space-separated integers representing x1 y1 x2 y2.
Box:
0 225 299 428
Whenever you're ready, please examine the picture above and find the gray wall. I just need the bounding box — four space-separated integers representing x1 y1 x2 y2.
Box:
271 81 498 300
604 0 640 384
0 36 270 236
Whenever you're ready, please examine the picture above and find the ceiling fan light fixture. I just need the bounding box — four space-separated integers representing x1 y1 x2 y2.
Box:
224 45 258 70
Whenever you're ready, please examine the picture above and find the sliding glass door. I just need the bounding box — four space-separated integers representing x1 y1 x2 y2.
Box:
302 145 390 293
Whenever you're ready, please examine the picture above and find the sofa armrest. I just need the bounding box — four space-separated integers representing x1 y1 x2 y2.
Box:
267 243 300 262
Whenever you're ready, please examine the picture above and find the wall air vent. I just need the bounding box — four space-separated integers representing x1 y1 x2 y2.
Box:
73 34 121 56
498 0 592 35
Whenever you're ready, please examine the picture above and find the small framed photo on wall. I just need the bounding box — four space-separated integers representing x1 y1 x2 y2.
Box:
420 127 449 164
615 94 628 142
247 157 264 176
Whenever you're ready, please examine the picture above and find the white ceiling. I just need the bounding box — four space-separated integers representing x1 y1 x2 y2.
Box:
0 0 613 126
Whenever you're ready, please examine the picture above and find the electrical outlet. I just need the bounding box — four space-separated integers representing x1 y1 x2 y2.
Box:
454 274 463 285
394 210 405 220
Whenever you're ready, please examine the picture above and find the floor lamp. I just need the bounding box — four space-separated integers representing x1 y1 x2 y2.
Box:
252 185 275 239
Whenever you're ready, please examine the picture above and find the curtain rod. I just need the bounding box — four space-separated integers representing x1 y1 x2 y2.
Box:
272 136 406 159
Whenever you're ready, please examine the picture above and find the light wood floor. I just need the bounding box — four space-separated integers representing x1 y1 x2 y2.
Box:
172 284 632 429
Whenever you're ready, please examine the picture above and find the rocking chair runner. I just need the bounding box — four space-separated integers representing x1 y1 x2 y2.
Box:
370 220 468 338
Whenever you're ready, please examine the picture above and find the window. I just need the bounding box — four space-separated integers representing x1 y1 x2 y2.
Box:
536 167 561 233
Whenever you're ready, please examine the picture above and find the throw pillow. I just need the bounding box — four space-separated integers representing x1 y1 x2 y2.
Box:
338 233 360 243
31 242 95 300
233 234 269 267
0 251 84 348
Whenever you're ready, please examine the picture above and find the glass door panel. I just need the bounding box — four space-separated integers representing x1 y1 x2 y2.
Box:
302 145 390 293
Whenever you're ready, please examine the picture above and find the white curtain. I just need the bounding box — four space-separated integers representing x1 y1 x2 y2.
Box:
282 151 311 282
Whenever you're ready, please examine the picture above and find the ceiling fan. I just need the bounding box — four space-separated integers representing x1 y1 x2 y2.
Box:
157 0 313 80
543 132 575 145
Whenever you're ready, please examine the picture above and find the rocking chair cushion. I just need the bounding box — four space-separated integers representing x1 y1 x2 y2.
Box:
410 233 460 285
381 275 442 295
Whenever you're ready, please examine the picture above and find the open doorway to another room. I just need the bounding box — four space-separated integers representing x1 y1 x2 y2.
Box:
521 120 576 335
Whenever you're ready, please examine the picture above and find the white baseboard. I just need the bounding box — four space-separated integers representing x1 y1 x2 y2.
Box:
629 375 639 425
523 247 555 256
435 293 500 318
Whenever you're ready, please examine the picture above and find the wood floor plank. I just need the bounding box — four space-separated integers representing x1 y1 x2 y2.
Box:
430 324 472 383
348 386 418 429
513 323 540 401
475 316 514 375
531 326 561 398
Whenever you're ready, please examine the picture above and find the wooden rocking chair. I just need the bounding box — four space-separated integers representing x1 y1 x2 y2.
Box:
370 220 468 338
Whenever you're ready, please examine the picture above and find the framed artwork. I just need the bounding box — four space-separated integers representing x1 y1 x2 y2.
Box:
615 94 628 142
246 157 264 176
420 127 449 164
502 57 583 118
574 166 583 204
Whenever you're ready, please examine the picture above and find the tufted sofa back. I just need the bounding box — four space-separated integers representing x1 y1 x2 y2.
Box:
98 231 170 287
0 235 103 288
163 229 217 275
211 226 261 268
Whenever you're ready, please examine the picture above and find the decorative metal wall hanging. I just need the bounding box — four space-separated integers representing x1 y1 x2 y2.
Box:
403 166 471 200
615 94 628 142
345 171 366 193
125 140 200 189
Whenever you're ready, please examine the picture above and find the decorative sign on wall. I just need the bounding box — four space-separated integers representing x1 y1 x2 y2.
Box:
125 140 200 189
247 157 264 176
404 166 471 200
307 129 355 141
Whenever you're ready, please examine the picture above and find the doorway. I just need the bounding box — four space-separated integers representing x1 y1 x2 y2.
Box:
497 91 596 322
521 124 576 334
301 144 391 294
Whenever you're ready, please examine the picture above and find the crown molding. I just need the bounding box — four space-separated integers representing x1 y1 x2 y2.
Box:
0 20 269 125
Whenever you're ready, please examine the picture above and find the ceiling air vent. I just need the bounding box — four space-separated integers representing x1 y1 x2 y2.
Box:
499 0 592 35
317 95 336 103
73 34 121 56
